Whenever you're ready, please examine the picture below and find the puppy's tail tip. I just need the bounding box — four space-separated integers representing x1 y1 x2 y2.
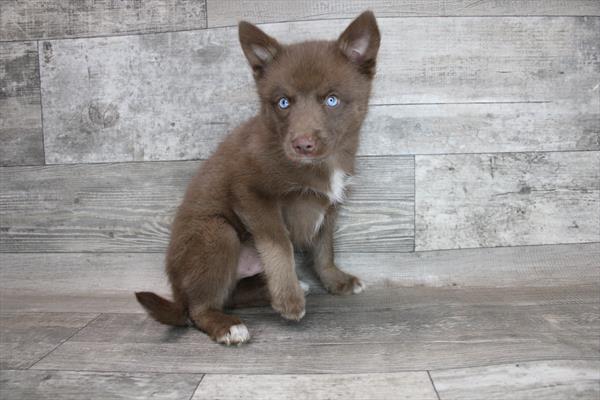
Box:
135 291 188 327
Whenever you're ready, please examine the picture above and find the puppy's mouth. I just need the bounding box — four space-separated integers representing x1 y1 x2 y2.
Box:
284 146 328 164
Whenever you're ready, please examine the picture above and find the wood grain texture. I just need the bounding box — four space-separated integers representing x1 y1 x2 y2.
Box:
193 372 437 400
0 156 414 253
2 284 596 313
0 370 203 400
0 0 207 41
361 101 600 155
415 151 600 251
0 244 597 312
316 242 600 290
431 360 600 400
31 286 599 374
39 17 600 163
0 42 44 166
0 312 98 369
207 0 600 27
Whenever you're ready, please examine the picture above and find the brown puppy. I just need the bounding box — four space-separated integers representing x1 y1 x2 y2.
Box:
136 11 380 345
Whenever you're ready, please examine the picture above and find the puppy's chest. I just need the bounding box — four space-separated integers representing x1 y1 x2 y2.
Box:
282 169 351 245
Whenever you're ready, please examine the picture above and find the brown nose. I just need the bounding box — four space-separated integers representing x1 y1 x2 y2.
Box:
292 136 316 155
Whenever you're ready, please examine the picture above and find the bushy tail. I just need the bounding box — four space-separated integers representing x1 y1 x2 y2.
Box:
135 292 188 326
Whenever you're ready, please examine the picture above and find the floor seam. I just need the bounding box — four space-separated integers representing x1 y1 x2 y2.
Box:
1 151 598 170
188 374 205 400
14 357 599 376
427 370 442 400
1 240 598 255
26 313 103 370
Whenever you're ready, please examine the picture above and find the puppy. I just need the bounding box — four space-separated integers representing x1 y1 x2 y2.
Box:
136 11 380 345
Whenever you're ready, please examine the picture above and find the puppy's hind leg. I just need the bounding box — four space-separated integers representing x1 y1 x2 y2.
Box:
178 217 250 345
190 308 250 346
226 273 311 309
225 274 271 308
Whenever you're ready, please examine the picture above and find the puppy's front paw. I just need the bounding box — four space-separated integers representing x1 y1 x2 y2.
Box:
299 280 311 294
271 284 306 321
321 267 365 295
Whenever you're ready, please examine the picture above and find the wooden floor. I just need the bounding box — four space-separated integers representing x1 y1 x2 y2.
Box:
1 283 598 399
1 2 599 398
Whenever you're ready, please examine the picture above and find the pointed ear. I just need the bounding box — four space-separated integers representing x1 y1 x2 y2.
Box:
337 11 381 77
239 21 281 79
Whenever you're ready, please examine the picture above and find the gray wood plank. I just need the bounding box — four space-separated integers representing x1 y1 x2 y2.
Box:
0 312 98 369
0 253 170 298
207 0 600 27
193 372 437 400
0 244 597 313
0 156 414 253
31 287 600 373
431 360 600 400
0 369 202 400
0 42 44 166
361 101 600 156
0 0 207 41
39 17 600 163
307 242 600 290
2 284 596 314
415 151 600 251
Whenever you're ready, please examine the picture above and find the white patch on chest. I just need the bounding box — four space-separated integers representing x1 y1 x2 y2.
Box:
327 169 349 204
313 211 325 235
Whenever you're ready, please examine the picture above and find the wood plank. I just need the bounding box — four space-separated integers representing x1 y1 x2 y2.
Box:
39 17 600 163
207 0 600 27
0 244 597 313
0 370 203 400
313 242 600 290
3 284 597 314
0 156 413 253
0 42 44 166
0 312 98 369
415 151 600 251
430 360 600 400
193 372 437 400
0 0 207 41
361 101 600 156
31 287 599 373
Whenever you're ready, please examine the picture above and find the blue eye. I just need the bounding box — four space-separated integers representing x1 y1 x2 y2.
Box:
278 97 290 109
326 95 339 107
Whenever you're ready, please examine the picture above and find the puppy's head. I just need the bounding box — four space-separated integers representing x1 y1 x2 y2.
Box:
239 11 380 164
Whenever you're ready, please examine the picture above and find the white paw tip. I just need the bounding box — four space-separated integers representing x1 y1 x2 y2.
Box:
217 324 250 346
298 309 306 320
353 280 365 294
299 280 310 294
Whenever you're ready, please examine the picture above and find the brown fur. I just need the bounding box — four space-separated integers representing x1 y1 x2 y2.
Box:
136 11 381 345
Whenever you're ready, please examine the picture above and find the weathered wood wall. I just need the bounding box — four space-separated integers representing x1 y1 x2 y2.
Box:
1 1 599 294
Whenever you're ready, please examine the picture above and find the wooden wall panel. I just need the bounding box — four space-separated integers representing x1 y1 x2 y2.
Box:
39 17 599 163
415 151 600 250
362 101 600 155
0 0 207 41
0 156 413 253
207 0 600 27
0 42 44 166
